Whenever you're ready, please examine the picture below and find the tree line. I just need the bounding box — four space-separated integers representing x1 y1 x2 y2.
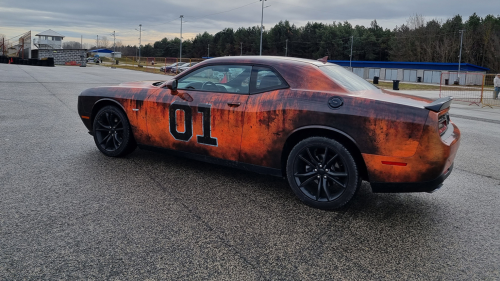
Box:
75 13 500 72
390 14 500 73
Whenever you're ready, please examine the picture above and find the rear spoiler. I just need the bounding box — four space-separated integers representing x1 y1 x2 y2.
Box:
425 96 453 112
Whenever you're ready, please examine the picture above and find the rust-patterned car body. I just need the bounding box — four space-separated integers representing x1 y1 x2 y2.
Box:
78 56 460 194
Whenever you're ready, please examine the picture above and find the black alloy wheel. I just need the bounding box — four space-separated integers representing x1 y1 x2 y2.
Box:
93 106 136 157
286 137 360 210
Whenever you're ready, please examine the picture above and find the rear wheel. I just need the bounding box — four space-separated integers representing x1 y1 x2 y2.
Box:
93 106 136 157
286 137 361 210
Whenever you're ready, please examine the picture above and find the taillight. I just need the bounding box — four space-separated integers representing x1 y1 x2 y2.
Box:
438 113 450 136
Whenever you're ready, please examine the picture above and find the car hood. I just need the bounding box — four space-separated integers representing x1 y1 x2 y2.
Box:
118 80 171 88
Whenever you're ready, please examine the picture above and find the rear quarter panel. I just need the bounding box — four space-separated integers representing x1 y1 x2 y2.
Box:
240 88 429 170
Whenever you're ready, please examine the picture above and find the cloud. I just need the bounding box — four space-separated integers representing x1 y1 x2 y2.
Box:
1 0 497 46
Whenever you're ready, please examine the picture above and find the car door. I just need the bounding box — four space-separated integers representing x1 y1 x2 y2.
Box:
239 66 291 169
145 64 252 162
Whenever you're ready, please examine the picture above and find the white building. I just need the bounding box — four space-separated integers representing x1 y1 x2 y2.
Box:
330 60 489 85
34 29 65 49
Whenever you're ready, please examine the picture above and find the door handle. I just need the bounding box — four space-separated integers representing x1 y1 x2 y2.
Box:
227 102 241 107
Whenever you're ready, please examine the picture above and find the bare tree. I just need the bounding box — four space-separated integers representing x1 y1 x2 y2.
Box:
62 41 92 49
63 41 81 49
406 14 425 30
0 33 5 55
99 36 110 48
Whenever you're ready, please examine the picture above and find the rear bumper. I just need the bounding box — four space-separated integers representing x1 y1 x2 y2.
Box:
361 111 460 190
370 163 453 193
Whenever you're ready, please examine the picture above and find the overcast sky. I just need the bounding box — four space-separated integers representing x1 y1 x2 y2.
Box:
0 0 497 46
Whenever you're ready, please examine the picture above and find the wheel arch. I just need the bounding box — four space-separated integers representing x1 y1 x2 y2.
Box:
90 98 127 131
281 126 369 181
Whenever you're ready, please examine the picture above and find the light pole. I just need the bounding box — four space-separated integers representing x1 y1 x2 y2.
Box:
180 15 184 62
112 31 116 64
240 42 243 56
259 0 268 56
349 36 353 71
112 31 116 53
139 25 142 64
135 24 142 64
285 39 288 57
208 44 209 57
458 30 464 83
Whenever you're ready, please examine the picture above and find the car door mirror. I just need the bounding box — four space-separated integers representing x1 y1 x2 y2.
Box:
165 79 178 91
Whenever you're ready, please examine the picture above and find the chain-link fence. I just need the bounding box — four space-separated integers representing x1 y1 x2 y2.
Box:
439 72 484 106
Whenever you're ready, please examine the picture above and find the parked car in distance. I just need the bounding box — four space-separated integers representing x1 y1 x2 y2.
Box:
160 62 188 73
171 62 199 73
87 57 98 63
77 56 460 210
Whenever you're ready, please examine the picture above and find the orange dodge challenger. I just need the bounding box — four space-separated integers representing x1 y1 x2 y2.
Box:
78 56 460 209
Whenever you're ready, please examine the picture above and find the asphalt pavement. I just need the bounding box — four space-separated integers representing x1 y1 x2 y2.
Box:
0 64 499 280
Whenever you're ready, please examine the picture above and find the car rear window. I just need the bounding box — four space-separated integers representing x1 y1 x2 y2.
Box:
319 65 378 92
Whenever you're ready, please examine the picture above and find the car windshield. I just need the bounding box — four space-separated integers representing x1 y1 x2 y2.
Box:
319 65 378 92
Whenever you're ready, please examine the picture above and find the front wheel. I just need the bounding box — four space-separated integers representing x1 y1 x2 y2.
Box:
93 106 136 157
286 137 361 210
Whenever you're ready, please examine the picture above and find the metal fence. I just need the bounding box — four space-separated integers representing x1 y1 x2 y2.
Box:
439 72 483 106
439 72 499 108
482 74 500 108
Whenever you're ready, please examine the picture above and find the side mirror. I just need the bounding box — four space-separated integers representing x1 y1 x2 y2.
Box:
165 79 178 91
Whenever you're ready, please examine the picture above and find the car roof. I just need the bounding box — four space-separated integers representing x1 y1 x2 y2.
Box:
197 56 335 67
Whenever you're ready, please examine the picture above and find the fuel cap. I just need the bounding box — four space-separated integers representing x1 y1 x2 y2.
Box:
328 97 344 109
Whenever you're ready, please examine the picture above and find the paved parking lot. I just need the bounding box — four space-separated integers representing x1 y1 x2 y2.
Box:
1 64 499 280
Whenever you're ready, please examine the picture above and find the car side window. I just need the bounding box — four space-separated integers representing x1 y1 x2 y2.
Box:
250 66 288 94
177 65 252 94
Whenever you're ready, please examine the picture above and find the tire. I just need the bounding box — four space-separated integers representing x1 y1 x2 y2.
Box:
286 137 361 210
92 106 136 157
